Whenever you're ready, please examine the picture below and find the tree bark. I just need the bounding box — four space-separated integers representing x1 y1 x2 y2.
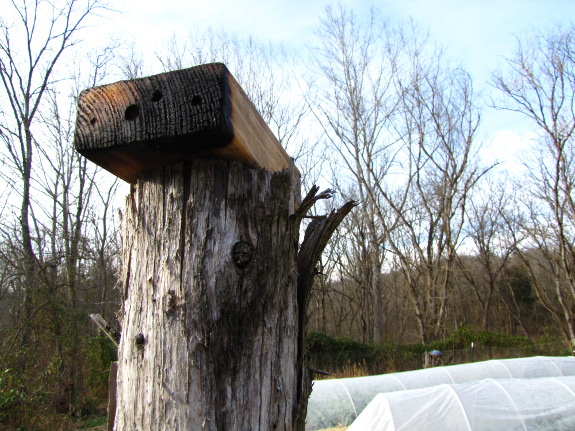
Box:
115 160 302 430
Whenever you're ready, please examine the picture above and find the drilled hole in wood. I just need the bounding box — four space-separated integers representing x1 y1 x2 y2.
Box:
151 90 163 102
90 118 97 125
125 104 140 121
191 95 202 106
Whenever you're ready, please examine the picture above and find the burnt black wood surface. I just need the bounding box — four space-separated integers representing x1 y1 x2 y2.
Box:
74 63 235 182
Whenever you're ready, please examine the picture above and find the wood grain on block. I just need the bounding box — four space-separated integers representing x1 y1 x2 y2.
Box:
74 63 290 183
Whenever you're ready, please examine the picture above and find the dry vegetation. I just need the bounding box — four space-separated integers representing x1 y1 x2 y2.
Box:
1 0 574 428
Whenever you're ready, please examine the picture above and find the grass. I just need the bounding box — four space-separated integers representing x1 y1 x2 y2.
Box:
316 361 373 380
77 414 107 429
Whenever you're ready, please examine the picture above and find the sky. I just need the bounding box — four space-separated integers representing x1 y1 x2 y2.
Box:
109 0 574 48
2 0 573 147
102 0 574 159
106 0 575 82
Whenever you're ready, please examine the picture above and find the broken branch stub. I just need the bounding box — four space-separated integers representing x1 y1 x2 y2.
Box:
74 62 291 183
292 188 358 430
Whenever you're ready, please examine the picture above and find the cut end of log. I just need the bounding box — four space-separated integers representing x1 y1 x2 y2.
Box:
73 63 291 183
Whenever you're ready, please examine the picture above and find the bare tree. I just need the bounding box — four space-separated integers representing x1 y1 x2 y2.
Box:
311 6 484 344
456 179 517 331
153 29 310 162
317 196 382 342
0 0 117 419
492 24 575 345
116 40 146 80
0 0 109 354
385 58 483 343
309 5 394 344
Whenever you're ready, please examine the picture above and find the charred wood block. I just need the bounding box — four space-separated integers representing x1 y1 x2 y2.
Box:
74 63 290 183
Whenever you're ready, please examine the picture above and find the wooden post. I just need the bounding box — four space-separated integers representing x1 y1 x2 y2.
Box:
74 63 355 430
424 352 431 369
107 362 117 431
116 160 302 429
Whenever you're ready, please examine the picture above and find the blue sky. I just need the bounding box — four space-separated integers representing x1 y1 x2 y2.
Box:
103 0 574 165
108 0 575 103
110 0 574 63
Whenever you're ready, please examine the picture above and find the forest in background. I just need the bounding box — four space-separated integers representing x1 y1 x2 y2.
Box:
1 0 575 428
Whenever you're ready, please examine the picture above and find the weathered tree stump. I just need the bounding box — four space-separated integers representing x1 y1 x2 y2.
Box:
115 161 301 429
74 63 355 430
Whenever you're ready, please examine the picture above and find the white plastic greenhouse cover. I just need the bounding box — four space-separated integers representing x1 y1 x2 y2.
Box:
348 376 575 431
305 356 575 430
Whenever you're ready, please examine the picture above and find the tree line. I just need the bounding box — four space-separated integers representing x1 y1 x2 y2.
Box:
307 7 575 348
0 0 573 426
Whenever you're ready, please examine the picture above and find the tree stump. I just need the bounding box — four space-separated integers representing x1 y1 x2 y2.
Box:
115 161 302 429
73 63 356 430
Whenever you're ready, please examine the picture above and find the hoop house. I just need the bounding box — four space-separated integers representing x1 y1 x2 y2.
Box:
305 356 575 430
348 376 575 431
